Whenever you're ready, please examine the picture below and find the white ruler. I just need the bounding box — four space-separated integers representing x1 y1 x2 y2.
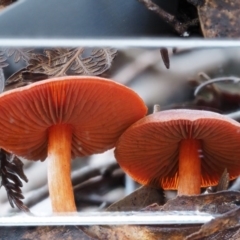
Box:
0 211 217 226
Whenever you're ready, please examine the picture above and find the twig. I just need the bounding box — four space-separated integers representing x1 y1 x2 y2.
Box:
113 50 162 85
75 194 113 208
225 111 240 120
72 162 119 185
194 76 240 96
74 168 124 193
138 0 198 35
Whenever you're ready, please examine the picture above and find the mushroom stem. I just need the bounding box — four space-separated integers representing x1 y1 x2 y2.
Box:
178 139 201 195
47 124 76 212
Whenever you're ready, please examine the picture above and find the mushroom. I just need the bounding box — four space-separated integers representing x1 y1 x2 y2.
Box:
115 109 240 195
0 76 147 212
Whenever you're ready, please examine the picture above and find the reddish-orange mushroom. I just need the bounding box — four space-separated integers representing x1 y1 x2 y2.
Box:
0 76 147 212
115 109 240 195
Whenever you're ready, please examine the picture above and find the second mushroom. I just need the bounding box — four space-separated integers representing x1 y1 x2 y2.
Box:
115 109 240 195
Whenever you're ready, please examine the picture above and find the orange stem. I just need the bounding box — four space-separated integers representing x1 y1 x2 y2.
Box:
47 124 76 212
178 139 201 195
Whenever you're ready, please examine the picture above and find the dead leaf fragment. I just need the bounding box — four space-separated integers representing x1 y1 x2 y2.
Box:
186 207 240 239
161 191 240 214
198 0 240 37
107 186 165 211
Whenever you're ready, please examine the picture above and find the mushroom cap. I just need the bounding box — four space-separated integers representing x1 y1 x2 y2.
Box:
0 76 147 161
115 109 240 189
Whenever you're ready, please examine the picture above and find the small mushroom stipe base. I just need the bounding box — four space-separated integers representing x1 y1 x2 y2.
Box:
48 124 76 212
178 139 201 195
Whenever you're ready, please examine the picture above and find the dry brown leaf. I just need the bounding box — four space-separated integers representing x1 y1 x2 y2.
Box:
186 207 240 239
0 226 93 240
198 0 240 38
82 190 240 240
161 191 240 214
107 186 165 211
81 224 185 240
